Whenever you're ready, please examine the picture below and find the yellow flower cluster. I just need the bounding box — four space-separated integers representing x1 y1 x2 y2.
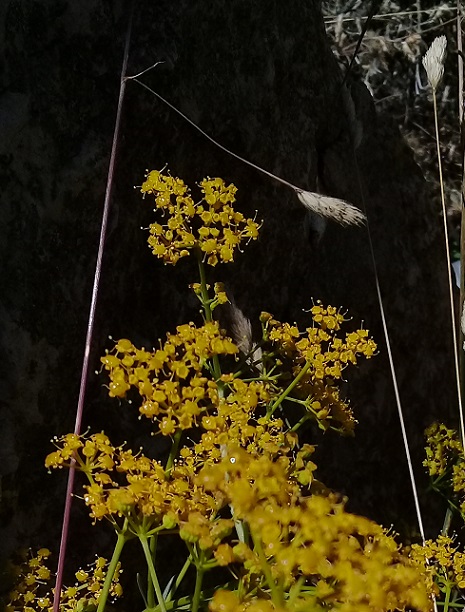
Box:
179 512 234 551
265 303 376 371
191 281 230 311
261 305 376 434
140 171 260 265
200 450 430 612
410 535 465 593
41 280 404 612
6 552 122 612
424 422 463 477
423 422 465 516
6 549 52 612
45 432 115 474
196 378 286 456
45 432 219 524
100 321 238 434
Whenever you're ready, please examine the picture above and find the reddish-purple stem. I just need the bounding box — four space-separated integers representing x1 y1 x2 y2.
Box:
52 6 134 611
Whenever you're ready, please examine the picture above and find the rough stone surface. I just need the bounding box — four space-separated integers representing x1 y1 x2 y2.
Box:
0 0 456 580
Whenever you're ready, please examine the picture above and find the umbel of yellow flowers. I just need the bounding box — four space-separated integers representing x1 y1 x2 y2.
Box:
6 173 438 612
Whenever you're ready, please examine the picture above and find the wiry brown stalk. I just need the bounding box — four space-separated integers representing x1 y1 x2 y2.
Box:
52 5 135 611
424 36 465 451
457 1 465 430
130 78 365 227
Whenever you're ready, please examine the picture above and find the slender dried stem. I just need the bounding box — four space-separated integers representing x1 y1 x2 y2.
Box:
432 86 465 451
52 5 135 611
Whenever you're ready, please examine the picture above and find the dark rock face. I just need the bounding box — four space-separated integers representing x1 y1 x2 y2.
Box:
0 0 455 573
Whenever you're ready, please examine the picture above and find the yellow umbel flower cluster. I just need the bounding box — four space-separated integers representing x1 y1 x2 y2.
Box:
140 171 260 265
423 422 465 516
264 303 376 370
424 422 463 478
45 431 220 523
6 549 52 612
201 451 430 612
100 321 238 434
261 304 377 434
31 173 431 612
6 552 122 612
411 535 465 594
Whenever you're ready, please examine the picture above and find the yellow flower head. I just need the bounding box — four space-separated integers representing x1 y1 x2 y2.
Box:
100 321 239 434
140 171 260 265
262 305 376 434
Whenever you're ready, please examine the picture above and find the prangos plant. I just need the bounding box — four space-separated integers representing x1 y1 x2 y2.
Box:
5 173 431 612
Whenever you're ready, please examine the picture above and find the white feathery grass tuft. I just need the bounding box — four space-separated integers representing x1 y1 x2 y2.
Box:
422 35 447 90
295 188 366 226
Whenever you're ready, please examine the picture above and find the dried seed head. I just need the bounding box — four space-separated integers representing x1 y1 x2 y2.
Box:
228 301 253 355
422 35 447 90
295 189 365 226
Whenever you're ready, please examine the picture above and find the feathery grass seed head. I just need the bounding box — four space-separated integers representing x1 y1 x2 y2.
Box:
295 189 365 226
422 35 447 90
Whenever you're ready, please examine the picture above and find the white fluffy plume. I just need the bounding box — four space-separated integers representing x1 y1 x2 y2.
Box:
422 35 447 90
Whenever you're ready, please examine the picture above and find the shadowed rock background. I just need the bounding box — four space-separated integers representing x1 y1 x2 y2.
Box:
0 0 457 591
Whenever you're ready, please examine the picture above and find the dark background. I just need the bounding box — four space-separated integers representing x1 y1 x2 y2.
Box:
0 0 458 596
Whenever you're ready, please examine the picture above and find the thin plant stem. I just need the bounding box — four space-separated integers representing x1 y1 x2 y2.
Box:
96 526 128 612
253 537 283 607
460 207 465 412
287 576 306 605
441 507 453 536
191 553 206 612
267 360 312 417
196 251 213 323
458 0 463 126
457 0 465 445
52 7 135 610
349 129 429 553
131 79 297 193
146 534 157 609
290 412 312 433
443 581 452 612
196 251 223 386
139 535 167 612
432 88 465 449
323 8 455 25
165 555 193 603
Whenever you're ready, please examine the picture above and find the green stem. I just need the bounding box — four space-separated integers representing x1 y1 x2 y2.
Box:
139 534 167 612
196 250 213 323
443 581 452 612
196 250 223 388
441 508 453 536
290 413 311 433
253 536 283 607
146 534 157 609
191 552 206 612
165 429 182 474
268 360 312 417
96 521 129 612
144 580 237 612
288 576 306 604
165 555 193 603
